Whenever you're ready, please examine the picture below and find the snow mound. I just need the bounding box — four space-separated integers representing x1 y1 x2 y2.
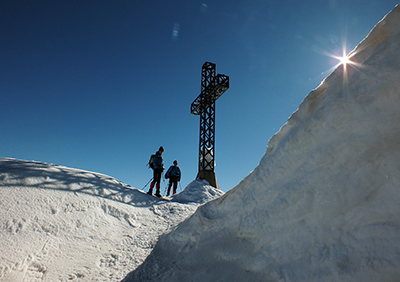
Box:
172 179 225 204
0 158 219 281
123 5 400 282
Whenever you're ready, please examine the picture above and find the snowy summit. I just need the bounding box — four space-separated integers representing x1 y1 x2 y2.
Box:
0 158 223 281
2 4 400 282
123 5 400 282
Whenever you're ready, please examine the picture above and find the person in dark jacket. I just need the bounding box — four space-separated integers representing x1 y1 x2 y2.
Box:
147 146 164 197
165 160 181 196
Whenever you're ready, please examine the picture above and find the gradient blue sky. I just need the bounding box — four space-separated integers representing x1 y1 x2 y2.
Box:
1 0 398 192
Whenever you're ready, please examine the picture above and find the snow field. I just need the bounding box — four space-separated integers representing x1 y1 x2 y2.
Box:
0 159 222 281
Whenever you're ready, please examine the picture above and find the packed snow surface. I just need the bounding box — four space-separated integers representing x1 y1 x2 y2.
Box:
124 5 400 282
2 4 400 282
0 158 223 281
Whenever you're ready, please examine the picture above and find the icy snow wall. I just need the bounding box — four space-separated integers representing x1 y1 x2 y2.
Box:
123 5 400 282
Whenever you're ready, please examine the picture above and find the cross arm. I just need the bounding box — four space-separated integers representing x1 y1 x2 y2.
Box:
190 74 229 115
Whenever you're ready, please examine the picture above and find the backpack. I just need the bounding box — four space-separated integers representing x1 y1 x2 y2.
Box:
165 167 171 179
148 154 155 169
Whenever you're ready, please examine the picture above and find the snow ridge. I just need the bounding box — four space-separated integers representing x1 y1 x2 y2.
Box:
0 158 223 281
123 5 400 282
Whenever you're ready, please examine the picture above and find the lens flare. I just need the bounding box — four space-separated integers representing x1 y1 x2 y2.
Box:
171 23 180 40
321 42 364 88
331 47 354 68
333 51 355 69
338 54 350 66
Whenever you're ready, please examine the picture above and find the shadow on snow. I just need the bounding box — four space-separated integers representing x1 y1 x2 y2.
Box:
0 158 169 208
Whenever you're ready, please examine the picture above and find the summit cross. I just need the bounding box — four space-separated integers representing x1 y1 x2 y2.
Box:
190 62 229 188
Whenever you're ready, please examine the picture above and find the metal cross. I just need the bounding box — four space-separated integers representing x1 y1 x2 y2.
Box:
191 62 229 188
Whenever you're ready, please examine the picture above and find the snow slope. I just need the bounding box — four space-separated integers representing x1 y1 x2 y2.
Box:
0 158 223 281
123 5 400 282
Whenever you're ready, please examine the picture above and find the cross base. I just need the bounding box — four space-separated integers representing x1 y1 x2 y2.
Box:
196 170 219 189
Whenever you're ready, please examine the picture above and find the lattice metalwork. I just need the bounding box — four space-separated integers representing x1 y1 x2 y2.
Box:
191 62 229 173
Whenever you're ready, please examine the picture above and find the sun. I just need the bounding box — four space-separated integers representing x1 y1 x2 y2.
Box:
328 47 364 87
330 49 363 78
320 44 361 86
319 37 365 87
333 49 353 68
339 54 350 66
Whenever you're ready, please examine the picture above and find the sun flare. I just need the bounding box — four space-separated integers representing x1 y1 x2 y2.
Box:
320 42 364 87
333 49 353 68
339 55 350 66
329 48 363 75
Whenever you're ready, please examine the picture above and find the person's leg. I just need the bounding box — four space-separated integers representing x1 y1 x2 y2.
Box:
172 176 178 195
167 180 172 196
154 169 162 197
147 171 156 194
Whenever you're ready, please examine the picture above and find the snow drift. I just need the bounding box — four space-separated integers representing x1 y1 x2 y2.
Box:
123 5 400 282
0 158 223 281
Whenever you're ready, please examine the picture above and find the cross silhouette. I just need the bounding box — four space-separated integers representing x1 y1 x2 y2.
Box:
191 62 229 188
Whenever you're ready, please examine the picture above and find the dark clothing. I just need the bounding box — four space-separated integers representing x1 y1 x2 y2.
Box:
165 165 181 181
167 175 179 196
153 168 163 185
148 150 164 197
153 151 164 170
166 165 181 196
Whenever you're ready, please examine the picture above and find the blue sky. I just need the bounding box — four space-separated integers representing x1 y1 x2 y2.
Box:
1 0 398 192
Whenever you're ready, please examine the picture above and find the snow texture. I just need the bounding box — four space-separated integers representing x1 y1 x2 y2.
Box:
2 4 400 282
0 158 223 281
123 5 400 282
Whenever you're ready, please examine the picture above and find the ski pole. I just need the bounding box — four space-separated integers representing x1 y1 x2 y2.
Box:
162 172 167 195
142 177 153 190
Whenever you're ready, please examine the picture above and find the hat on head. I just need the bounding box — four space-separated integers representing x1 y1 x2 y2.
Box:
159 146 164 152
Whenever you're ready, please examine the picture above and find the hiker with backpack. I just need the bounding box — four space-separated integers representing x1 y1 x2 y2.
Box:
147 146 164 197
165 160 181 196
